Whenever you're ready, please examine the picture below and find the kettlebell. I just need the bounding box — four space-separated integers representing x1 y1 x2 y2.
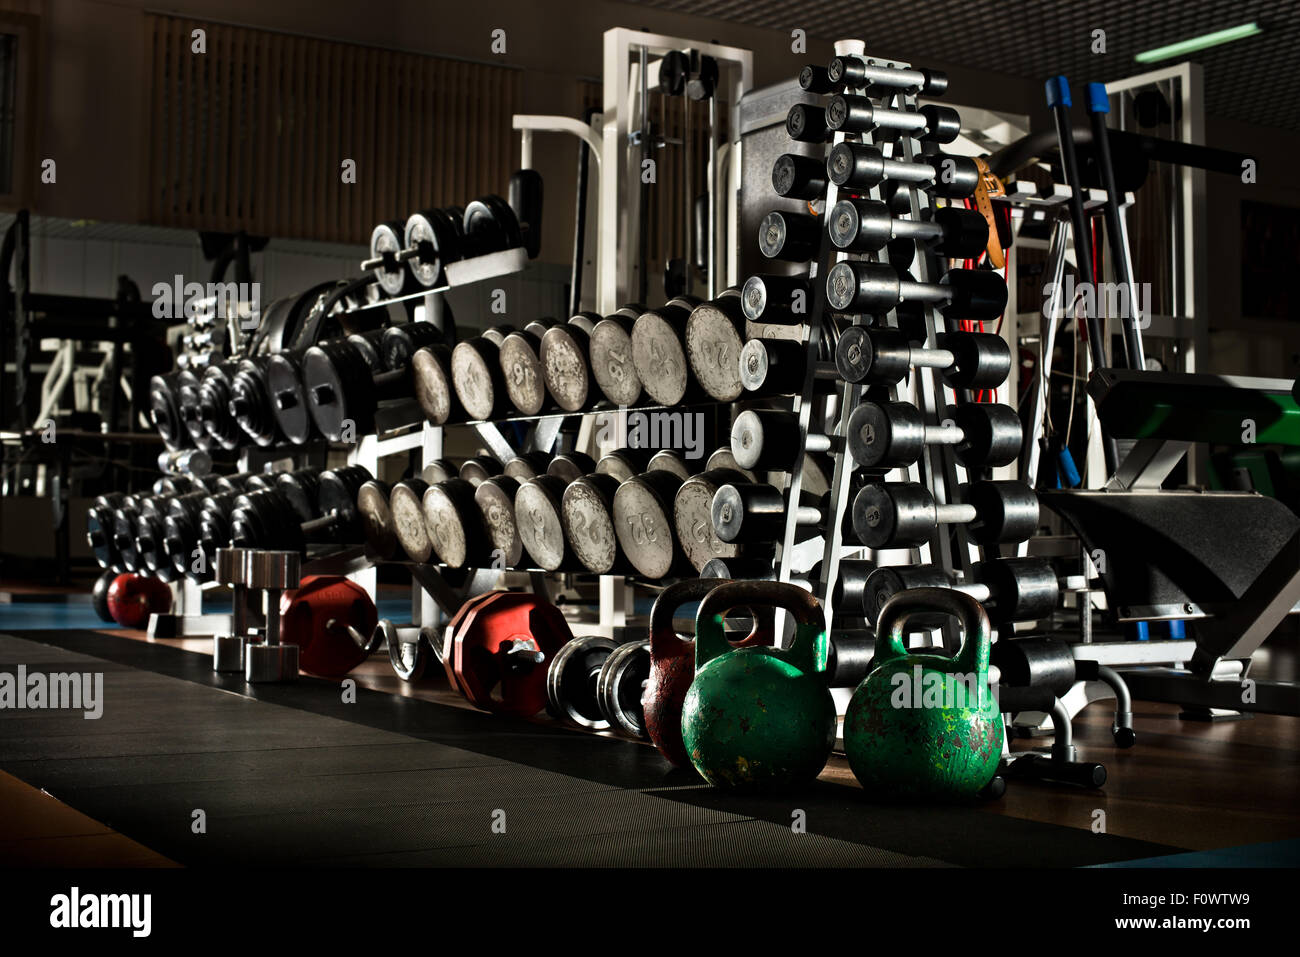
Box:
844 587 1003 800
682 581 836 790
642 579 773 768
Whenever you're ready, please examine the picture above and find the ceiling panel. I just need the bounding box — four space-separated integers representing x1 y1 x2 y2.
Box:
626 0 1300 131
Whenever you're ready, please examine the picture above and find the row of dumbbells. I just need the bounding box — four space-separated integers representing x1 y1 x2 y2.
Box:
358 446 762 580
86 465 375 582
365 175 542 299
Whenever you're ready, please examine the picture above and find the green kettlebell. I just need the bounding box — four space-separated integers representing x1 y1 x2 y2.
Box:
844 587 1003 800
682 581 836 790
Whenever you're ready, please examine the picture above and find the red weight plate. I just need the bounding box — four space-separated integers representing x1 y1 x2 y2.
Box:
452 592 573 716
279 575 376 677
441 591 500 694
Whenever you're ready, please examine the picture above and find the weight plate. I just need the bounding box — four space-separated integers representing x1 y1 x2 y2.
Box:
685 298 747 402
588 316 641 406
503 452 551 480
422 458 460 485
404 208 464 288
630 308 688 406
595 449 650 483
451 339 501 421
612 472 682 579
390 479 432 562
514 476 567 571
562 474 620 574
422 479 480 569
647 450 690 480
499 331 547 415
357 480 398 560
176 370 211 451
705 447 755 481
451 591 572 716
412 344 460 425
596 640 652 738
673 468 748 571
546 451 596 484
475 477 523 568
546 635 619 729
265 352 314 445
539 323 591 412
369 221 409 298
460 456 502 486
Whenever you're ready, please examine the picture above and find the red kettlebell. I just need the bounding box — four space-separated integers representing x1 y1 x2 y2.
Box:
642 578 774 768
105 574 172 628
279 576 377 677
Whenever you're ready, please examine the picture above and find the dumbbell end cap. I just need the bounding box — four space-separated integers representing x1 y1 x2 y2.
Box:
1045 75 1072 109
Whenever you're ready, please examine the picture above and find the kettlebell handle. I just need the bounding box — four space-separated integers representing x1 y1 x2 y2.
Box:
648 578 770 657
873 587 991 677
695 581 827 675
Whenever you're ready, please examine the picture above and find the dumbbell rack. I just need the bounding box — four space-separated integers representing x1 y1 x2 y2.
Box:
772 45 1003 647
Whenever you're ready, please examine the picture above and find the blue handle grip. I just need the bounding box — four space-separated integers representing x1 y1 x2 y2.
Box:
1086 82 1110 115
1045 75 1072 110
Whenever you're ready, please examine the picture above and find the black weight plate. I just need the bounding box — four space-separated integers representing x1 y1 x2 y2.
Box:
546 635 618 729
265 352 314 444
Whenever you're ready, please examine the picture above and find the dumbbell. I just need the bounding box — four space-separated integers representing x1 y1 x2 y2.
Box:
594 448 653 483
400 207 464 288
346 328 387 373
540 313 600 412
411 342 462 425
613 469 689 579
561 471 629 574
630 297 704 406
771 153 828 202
356 479 398 560
757 210 821 262
827 199 987 258
187 478 291 581
827 261 1007 324
704 446 754 481
450 325 514 421
546 635 622 728
683 292 753 402
595 639 652 738
230 465 374 552
87 493 130 570
730 409 836 472
499 318 558 416
381 320 447 371
673 467 752 571
587 304 647 406
459 455 503 486
825 56 948 96
848 400 1023 470
835 326 1011 391
421 478 491 569
363 220 420 298
645 449 693 480
503 452 553 480
738 338 838 397
196 362 244 450
547 451 597 482
301 338 412 440
148 372 190 451
265 350 318 445
475 475 527 568
229 357 284 447
852 479 1038 549
460 195 523 258
739 274 812 325
388 478 433 562
711 483 847 547
514 474 585 571
826 143 977 198
176 370 212 451
421 458 460 484
863 557 1072 627
135 494 205 582
786 103 833 144
824 96 960 144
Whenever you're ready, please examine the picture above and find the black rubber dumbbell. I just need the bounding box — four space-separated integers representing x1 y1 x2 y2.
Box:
827 199 988 258
847 400 1023 470
757 210 821 263
230 465 374 552
851 479 1038 549
827 143 978 198
739 274 812 325
738 338 838 398
826 55 948 96
863 557 1064 626
827 261 1007 322
771 153 828 202
730 409 837 473
301 338 412 441
824 96 960 144
835 326 1011 391
197 362 244 450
